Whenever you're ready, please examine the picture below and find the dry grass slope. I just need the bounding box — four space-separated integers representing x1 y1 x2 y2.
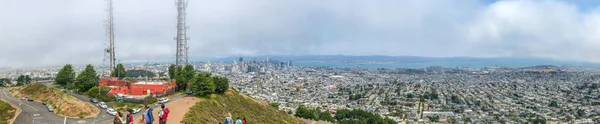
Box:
0 99 16 124
11 83 99 118
182 89 301 124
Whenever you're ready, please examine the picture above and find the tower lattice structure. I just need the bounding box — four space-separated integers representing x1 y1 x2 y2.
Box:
104 0 116 75
175 0 189 66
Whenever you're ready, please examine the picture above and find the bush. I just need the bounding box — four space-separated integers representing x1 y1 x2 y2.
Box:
144 97 158 105
213 76 229 94
294 105 319 120
85 86 114 102
190 73 215 96
0 100 16 123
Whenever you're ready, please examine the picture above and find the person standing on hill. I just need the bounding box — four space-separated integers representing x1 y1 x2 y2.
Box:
114 111 124 124
143 105 154 124
235 117 242 124
125 109 134 124
225 113 233 124
158 103 170 124
242 118 248 124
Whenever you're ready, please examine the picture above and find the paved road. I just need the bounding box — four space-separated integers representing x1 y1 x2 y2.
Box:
0 82 119 124
0 81 184 124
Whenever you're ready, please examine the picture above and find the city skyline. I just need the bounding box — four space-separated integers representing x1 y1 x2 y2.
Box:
3 0 600 67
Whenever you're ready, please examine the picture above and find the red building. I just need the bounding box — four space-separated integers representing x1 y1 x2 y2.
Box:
100 78 176 96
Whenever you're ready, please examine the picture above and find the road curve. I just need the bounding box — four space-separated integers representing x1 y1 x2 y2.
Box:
0 81 186 124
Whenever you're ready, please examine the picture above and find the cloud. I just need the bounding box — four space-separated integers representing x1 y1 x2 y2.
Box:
0 0 600 67
466 0 600 62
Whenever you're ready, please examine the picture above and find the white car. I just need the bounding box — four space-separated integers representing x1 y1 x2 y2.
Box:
106 108 117 116
158 98 169 104
99 102 107 109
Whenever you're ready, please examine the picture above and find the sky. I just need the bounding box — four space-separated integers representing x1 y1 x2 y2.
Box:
1 0 600 67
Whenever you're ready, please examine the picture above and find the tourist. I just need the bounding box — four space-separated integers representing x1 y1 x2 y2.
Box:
158 103 170 124
242 118 248 124
114 111 124 124
143 105 154 124
235 117 242 124
125 109 134 124
224 113 233 124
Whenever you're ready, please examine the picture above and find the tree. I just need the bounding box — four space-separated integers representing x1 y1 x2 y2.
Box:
319 111 335 123
549 101 558 107
75 64 99 92
462 115 471 122
16 75 25 86
407 93 414 98
168 64 176 79
0 78 7 86
177 64 195 91
55 64 75 87
213 76 230 94
447 117 457 123
295 106 319 120
451 95 461 104
428 115 440 122
111 64 126 79
24 75 31 84
190 72 215 96
174 65 184 90
86 86 113 102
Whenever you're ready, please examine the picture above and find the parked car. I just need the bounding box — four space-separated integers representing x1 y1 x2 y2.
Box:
42 102 47 105
158 98 169 104
27 98 33 101
132 108 141 114
60 89 67 93
186 90 193 95
106 108 117 116
20 97 26 100
90 98 98 103
99 102 107 109
47 104 53 112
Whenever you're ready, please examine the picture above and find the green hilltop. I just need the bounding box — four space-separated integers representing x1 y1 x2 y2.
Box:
182 89 301 124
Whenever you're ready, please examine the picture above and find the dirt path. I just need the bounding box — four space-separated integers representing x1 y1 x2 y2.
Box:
133 96 200 124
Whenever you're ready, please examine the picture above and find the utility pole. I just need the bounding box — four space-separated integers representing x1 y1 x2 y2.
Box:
104 0 116 76
175 0 189 66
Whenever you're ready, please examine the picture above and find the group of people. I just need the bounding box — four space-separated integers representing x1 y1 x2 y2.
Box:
113 103 170 124
224 113 248 124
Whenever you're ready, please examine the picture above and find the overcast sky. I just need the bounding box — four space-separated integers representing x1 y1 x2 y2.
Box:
1 0 600 67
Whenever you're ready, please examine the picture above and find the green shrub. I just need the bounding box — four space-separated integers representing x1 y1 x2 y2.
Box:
85 86 114 102
144 97 157 105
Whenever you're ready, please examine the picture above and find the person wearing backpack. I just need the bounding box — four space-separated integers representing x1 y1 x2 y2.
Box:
158 103 170 124
143 105 154 124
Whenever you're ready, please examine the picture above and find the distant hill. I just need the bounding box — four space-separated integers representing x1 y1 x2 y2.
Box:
213 55 600 68
182 89 301 124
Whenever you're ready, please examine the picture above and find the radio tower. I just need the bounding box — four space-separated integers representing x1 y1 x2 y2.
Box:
175 0 189 66
104 0 116 75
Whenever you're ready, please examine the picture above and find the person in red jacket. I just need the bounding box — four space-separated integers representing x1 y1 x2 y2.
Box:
125 109 134 124
242 117 248 124
158 104 170 124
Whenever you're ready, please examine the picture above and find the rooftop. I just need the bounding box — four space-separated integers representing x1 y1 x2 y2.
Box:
134 81 164 85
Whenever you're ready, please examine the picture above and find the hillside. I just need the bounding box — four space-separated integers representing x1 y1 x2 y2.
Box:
0 99 16 124
10 83 99 118
182 90 301 124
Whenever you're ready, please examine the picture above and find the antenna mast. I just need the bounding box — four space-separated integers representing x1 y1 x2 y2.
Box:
104 0 116 75
175 0 189 66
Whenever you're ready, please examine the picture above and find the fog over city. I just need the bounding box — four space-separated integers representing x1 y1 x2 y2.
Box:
2 0 600 67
